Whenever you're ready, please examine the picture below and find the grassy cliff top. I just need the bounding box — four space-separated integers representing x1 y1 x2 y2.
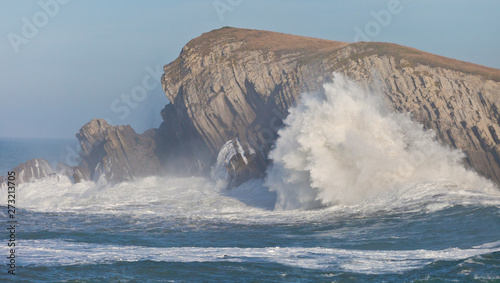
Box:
174 27 500 82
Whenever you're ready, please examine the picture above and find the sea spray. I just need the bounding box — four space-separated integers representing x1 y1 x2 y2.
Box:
266 74 495 210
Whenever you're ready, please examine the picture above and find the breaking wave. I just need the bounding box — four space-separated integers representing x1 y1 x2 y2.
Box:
265 74 497 210
11 239 500 274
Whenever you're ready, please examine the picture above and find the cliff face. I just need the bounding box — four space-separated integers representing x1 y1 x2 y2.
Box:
0 119 160 185
338 51 500 185
159 27 500 185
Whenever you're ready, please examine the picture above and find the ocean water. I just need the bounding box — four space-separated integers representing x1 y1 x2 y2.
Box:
0 137 79 175
1 75 500 282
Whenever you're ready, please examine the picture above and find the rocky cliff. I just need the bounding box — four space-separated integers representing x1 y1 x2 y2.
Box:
76 119 161 182
158 27 500 186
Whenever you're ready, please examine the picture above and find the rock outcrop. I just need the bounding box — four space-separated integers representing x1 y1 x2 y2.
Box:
211 138 261 188
159 27 349 178
76 119 161 182
0 158 93 187
0 158 57 185
158 27 500 186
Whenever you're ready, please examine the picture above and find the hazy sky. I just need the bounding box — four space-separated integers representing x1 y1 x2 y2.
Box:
1 0 499 138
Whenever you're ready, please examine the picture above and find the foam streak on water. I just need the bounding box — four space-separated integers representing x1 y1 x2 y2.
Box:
9 239 500 275
4 175 499 223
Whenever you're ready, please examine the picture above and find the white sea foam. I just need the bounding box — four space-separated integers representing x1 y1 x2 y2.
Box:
8 239 500 274
265 73 497 210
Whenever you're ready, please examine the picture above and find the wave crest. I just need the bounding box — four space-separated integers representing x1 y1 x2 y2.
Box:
266 74 495 210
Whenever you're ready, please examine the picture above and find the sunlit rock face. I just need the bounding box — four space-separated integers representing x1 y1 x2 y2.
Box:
158 27 500 185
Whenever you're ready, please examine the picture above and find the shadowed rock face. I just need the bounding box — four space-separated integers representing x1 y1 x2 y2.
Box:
224 140 261 188
158 27 500 186
76 119 161 183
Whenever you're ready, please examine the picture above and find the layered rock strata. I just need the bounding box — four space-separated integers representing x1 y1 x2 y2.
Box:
158 27 500 185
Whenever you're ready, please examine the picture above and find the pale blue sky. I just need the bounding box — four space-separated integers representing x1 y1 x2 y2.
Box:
1 0 499 138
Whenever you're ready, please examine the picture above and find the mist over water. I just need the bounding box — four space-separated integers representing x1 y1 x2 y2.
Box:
266 74 496 210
